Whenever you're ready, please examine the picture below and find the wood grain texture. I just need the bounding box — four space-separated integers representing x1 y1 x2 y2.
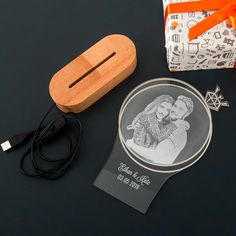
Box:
49 34 137 113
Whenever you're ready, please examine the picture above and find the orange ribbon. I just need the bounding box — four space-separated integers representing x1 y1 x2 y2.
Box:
164 0 236 41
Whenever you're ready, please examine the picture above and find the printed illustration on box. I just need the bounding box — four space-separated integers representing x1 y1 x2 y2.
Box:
163 0 236 71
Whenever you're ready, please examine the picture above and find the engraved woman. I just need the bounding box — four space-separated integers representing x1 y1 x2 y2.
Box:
127 95 175 149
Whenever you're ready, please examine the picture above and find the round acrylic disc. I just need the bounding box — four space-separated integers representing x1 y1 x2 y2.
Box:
119 78 213 173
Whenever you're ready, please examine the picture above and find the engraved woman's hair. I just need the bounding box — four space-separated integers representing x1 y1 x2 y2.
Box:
177 95 194 118
144 95 175 114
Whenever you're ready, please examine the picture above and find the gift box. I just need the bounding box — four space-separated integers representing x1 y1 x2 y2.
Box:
162 0 236 72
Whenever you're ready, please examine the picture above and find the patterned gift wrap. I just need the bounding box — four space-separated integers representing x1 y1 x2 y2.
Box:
162 0 236 72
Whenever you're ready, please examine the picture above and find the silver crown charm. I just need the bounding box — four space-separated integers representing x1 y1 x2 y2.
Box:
205 85 230 112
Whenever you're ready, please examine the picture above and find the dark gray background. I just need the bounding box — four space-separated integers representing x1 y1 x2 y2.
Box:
0 0 235 235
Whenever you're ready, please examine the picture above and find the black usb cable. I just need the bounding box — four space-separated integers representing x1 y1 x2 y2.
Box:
1 104 83 180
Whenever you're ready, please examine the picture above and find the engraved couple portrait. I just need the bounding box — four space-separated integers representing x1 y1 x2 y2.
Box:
125 94 194 165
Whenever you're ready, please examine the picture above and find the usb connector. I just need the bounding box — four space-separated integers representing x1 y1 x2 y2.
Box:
1 133 33 152
1 140 12 151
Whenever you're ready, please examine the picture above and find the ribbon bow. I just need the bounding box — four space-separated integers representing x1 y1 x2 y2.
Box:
164 0 236 41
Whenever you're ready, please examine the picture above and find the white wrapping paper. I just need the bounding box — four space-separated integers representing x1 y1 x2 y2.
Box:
163 0 236 71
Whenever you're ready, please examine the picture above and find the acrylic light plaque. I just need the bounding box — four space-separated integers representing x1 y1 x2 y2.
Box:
94 78 229 213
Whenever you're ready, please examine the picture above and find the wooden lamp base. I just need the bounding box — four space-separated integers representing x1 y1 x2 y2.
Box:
49 34 137 113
